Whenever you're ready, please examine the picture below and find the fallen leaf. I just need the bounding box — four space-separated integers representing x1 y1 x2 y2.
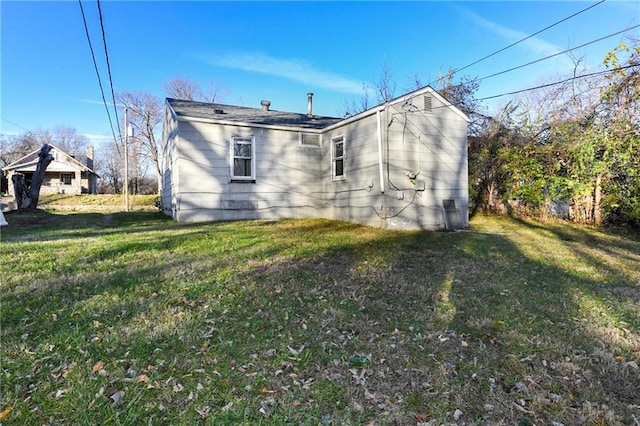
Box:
92 361 105 372
0 407 12 420
414 413 428 422
135 374 149 383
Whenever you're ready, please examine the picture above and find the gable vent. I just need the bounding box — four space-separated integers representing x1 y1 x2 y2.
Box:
423 95 432 112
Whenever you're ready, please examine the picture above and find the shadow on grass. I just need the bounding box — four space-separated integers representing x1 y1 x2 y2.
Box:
1 214 639 425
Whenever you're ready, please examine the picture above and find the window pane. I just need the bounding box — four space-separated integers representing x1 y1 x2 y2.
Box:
234 158 251 177
335 159 343 176
234 142 252 158
335 141 343 157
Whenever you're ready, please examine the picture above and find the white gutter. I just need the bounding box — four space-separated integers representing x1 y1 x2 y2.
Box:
376 110 385 194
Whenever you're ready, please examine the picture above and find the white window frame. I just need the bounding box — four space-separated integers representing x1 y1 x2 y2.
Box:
332 135 345 180
230 136 256 181
60 173 73 185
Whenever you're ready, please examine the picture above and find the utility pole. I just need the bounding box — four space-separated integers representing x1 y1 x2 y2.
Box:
124 107 131 212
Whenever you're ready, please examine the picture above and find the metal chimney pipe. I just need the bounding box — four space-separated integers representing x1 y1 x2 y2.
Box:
261 100 271 111
307 92 314 117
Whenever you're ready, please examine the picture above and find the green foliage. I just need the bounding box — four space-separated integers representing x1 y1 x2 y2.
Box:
469 40 640 228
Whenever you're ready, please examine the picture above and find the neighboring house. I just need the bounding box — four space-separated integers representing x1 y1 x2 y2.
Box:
161 86 469 231
2 144 99 197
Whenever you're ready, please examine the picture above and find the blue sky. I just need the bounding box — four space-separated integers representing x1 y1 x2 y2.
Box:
1 1 638 146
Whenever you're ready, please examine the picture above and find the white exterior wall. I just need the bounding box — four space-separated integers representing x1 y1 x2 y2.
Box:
162 88 469 231
161 105 179 219
167 118 325 223
321 114 387 228
321 91 468 230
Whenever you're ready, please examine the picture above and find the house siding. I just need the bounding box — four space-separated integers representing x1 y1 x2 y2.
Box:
318 92 469 230
162 87 469 231
161 104 179 219
169 120 325 223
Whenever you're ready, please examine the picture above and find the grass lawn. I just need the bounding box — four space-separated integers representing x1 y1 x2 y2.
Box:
37 194 158 211
1 211 638 425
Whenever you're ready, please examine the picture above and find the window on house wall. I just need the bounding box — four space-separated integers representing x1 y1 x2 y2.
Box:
332 136 345 180
231 136 255 181
60 173 73 185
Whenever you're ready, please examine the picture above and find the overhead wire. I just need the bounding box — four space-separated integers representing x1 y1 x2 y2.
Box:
477 24 640 83
477 64 637 101
0 117 30 132
78 0 120 146
434 0 607 84
96 0 122 141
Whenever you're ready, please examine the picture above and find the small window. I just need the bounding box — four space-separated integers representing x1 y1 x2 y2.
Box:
299 132 321 148
332 136 345 180
231 136 255 181
61 173 73 185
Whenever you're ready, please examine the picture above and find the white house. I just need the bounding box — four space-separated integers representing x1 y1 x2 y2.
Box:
161 87 469 231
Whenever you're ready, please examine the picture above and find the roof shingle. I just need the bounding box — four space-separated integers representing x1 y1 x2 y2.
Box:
167 98 342 130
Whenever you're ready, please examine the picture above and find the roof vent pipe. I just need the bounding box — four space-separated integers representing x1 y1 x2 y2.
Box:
307 92 314 117
261 100 271 111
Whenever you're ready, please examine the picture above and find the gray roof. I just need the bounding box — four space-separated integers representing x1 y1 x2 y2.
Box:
167 98 342 130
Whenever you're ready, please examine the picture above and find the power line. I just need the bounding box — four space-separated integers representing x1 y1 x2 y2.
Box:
0 117 30 132
431 0 607 85
96 0 122 141
78 0 119 146
477 64 637 101
477 24 640 83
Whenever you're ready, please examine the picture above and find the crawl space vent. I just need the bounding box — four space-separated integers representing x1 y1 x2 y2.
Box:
443 199 462 230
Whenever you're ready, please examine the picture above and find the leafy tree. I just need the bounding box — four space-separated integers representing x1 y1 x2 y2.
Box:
599 40 640 226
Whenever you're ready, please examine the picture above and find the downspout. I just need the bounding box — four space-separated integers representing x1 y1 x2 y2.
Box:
376 109 385 193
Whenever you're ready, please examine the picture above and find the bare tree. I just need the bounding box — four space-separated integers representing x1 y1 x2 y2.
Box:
50 126 89 155
342 83 372 117
117 91 163 194
201 79 228 103
1 132 40 166
96 138 123 194
163 77 201 101
342 60 399 117
163 76 227 103
1 127 88 166
374 60 396 103
435 68 485 136
405 71 424 92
